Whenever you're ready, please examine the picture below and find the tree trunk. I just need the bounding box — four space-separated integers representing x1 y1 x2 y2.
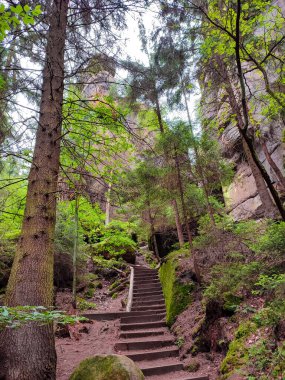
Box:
174 152 201 283
0 40 16 143
172 199 184 247
72 194 79 308
148 207 160 259
181 81 215 225
105 171 113 225
154 93 164 133
261 140 285 192
0 1 69 379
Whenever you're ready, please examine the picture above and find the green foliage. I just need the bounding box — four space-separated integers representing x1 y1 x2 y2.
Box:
204 262 262 312
76 298 97 311
159 249 194 325
90 221 137 261
92 255 126 270
61 89 133 191
254 222 285 254
0 306 85 330
0 3 41 42
221 299 285 379
92 234 136 259
139 249 159 269
253 274 285 297
220 320 256 378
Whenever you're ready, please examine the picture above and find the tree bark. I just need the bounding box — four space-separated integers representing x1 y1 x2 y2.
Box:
105 170 113 225
154 93 164 133
72 194 79 308
181 81 216 225
261 140 285 192
147 205 160 259
174 152 201 283
172 199 184 247
0 1 69 379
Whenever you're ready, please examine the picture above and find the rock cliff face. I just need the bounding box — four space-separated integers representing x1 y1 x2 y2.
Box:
201 0 285 220
222 135 284 221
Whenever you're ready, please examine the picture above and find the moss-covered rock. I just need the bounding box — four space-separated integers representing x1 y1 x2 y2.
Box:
159 250 194 325
70 355 145 380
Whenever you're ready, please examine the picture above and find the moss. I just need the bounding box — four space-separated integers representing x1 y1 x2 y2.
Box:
220 320 257 378
70 355 144 380
159 252 194 325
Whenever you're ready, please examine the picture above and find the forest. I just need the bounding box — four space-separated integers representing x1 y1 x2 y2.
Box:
0 0 284 379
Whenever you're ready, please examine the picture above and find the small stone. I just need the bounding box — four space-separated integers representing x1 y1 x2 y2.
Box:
185 359 200 372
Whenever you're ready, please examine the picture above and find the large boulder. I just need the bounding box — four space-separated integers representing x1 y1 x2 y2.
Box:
70 355 144 380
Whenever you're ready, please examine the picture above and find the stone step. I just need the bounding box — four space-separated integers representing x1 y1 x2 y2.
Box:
120 321 166 331
133 269 157 274
121 313 165 324
133 294 164 299
133 290 163 297
125 347 179 361
133 286 162 293
132 305 166 315
132 304 164 309
133 294 165 302
146 373 209 380
139 361 183 376
119 329 165 339
134 283 161 288
115 338 173 351
84 310 162 321
134 276 159 280
134 280 161 286
133 276 158 279
131 308 165 314
132 301 165 312
132 298 165 305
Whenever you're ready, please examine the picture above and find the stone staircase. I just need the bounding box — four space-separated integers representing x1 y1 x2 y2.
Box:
115 266 209 380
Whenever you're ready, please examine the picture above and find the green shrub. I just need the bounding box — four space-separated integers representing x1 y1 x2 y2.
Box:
77 298 97 311
0 306 85 330
92 234 136 259
255 221 285 254
204 262 262 310
92 255 126 270
253 274 285 298
221 299 285 378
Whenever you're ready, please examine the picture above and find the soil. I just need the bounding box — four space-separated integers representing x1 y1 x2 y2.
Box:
172 300 225 380
55 276 129 379
56 318 120 380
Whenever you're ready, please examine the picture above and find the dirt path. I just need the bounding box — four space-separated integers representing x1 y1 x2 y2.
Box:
56 318 120 380
55 277 129 379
